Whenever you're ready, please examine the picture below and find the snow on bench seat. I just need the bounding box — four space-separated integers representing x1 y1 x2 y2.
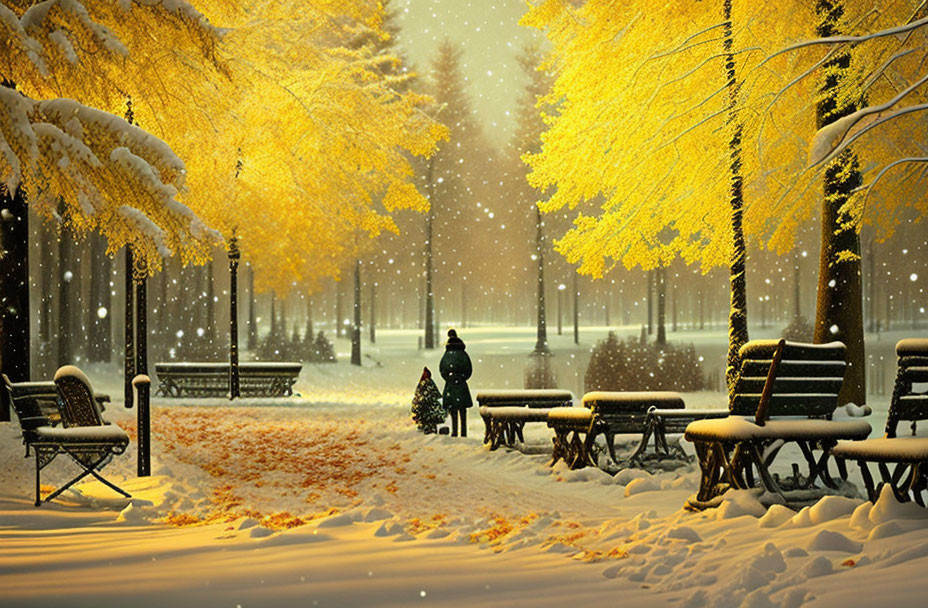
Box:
34 424 130 444
832 437 928 463
582 391 684 411
684 417 871 442
476 389 573 407
480 406 552 422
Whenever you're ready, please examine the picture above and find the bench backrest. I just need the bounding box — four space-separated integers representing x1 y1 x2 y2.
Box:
3 374 49 432
731 339 846 419
584 392 684 433
476 390 573 409
54 366 103 427
885 339 928 437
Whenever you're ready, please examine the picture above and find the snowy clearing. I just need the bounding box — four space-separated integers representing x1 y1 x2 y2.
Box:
2 328 927 607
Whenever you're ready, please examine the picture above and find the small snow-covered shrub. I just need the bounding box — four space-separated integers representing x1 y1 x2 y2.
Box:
584 332 706 392
782 315 814 342
411 367 445 433
524 353 557 389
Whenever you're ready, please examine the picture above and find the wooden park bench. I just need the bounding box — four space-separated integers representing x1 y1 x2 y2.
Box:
547 391 707 470
4 367 131 506
684 339 872 509
6 380 110 425
477 390 573 450
155 362 302 398
832 339 928 505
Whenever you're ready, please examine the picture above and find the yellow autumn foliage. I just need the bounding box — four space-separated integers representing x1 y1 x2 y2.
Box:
522 0 928 277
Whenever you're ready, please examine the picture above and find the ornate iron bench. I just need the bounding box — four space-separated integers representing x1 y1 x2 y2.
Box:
477 390 573 450
4 368 131 506
630 406 729 466
155 362 302 398
582 391 686 465
684 339 872 509
6 380 110 425
547 406 599 469
832 338 928 505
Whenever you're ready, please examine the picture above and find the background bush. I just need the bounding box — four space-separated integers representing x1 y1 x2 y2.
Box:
584 332 706 392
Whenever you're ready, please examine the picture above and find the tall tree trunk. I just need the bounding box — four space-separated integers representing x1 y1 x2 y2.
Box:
866 236 875 333
573 272 580 345
57 213 73 368
647 270 654 335
0 184 29 420
671 283 678 332
228 237 240 399
335 281 345 338
794 250 802 319
722 0 749 392
657 266 667 345
533 205 549 355
88 234 112 362
247 265 257 351
424 157 437 350
813 0 865 406
369 282 376 344
305 296 314 345
69 238 85 362
206 259 216 346
351 259 362 366
124 247 135 408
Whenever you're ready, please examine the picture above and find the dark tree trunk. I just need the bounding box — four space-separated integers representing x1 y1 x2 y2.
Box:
424 156 436 349
722 0 750 393
671 283 678 332
228 238 240 399
647 270 654 335
336 281 345 338
866 237 875 333
69 238 85 362
813 0 865 406
573 271 580 345
794 250 802 319
305 297 314 344
88 234 112 362
39 218 52 345
206 260 216 344
0 185 29 420
124 247 135 409
533 205 549 355
57 217 73 368
270 293 277 341
369 282 376 344
351 259 362 366
247 265 257 351
657 266 667 345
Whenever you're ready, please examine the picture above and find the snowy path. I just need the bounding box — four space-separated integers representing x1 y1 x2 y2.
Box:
3 328 927 607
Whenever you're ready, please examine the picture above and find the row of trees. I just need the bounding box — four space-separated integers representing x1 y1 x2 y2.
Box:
0 1 448 414
521 0 928 405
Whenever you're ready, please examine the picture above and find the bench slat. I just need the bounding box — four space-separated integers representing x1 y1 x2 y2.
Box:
740 360 846 379
730 393 839 417
735 376 844 395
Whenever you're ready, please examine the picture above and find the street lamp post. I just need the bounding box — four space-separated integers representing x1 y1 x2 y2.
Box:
228 235 241 399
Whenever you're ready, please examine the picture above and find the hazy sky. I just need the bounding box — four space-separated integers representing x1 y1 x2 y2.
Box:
393 0 544 148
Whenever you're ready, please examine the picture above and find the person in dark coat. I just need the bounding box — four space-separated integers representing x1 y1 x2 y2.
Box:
439 329 472 437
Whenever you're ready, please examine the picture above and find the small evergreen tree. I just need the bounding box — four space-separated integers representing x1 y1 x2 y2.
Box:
411 367 445 433
313 331 336 363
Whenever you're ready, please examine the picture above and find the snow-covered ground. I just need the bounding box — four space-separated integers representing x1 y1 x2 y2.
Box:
2 326 927 607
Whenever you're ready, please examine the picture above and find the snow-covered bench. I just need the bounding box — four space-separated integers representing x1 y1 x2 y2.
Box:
547 406 599 469
4 368 131 506
582 391 687 464
685 339 871 509
477 390 573 450
155 362 302 398
832 339 928 505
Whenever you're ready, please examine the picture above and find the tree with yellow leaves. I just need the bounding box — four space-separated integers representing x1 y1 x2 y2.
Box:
521 0 928 405
0 1 223 415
